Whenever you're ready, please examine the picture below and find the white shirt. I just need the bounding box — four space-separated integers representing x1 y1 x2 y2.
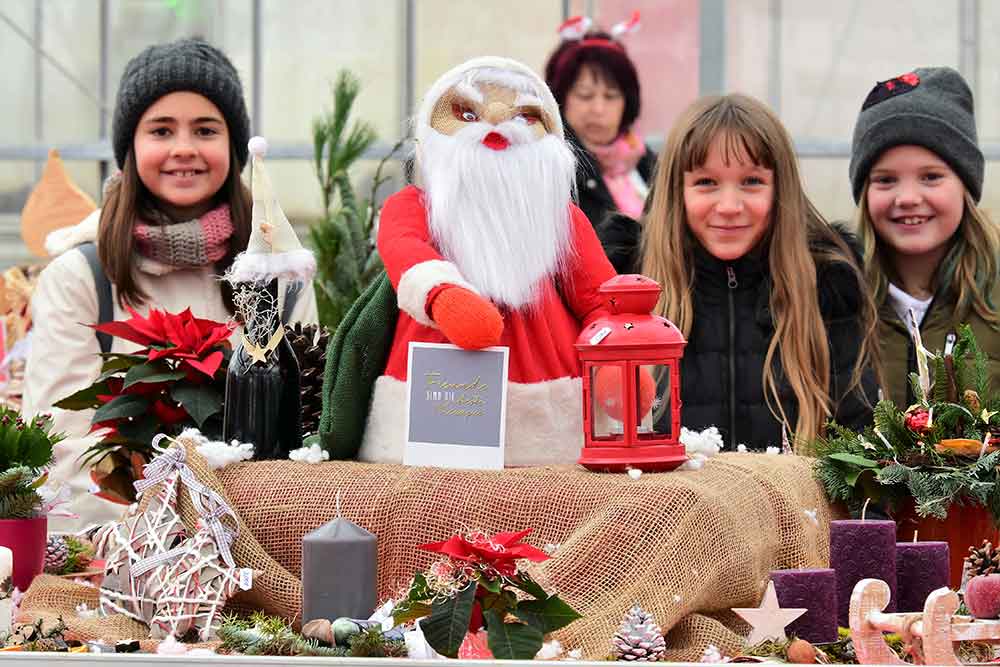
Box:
887 282 933 330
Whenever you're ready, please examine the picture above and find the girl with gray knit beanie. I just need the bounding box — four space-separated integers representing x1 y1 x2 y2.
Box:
849 67 1000 410
22 37 318 532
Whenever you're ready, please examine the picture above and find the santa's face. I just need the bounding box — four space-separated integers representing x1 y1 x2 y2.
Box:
429 83 552 146
417 70 576 311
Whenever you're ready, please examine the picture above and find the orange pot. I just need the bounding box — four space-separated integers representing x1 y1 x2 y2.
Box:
895 500 999 588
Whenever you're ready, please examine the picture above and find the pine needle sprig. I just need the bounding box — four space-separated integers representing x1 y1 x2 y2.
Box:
217 612 347 657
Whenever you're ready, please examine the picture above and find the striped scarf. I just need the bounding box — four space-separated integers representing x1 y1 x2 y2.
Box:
133 204 234 273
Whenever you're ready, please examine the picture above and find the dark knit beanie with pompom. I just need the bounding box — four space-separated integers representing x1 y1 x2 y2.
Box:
112 37 250 170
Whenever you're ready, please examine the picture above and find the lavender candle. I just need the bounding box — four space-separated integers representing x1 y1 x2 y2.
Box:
896 540 949 612
830 519 897 627
770 568 837 643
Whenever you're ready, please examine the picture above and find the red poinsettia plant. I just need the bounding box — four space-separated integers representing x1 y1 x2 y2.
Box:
55 307 234 503
392 529 581 659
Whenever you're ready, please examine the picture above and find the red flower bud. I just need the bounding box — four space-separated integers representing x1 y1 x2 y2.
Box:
905 407 931 434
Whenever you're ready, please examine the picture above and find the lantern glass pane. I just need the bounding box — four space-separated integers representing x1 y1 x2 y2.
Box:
590 364 625 441
637 364 672 440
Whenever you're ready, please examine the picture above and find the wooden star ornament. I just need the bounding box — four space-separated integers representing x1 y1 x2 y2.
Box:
731 580 806 645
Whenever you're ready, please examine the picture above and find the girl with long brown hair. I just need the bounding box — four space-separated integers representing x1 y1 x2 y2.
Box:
601 93 879 450
23 38 317 530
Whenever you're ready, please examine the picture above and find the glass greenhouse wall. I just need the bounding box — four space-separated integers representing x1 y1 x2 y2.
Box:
0 0 994 267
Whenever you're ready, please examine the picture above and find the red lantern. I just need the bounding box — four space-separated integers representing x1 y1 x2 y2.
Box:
576 275 687 472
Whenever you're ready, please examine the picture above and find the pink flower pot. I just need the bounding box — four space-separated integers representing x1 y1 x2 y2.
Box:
0 516 47 591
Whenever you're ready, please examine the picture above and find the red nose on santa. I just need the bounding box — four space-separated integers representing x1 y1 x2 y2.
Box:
358 56 617 467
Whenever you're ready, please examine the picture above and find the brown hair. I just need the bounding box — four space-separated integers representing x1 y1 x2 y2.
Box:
640 93 879 446
857 185 1000 328
96 143 251 313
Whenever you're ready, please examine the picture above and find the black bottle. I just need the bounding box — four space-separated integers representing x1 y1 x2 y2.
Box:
223 279 302 459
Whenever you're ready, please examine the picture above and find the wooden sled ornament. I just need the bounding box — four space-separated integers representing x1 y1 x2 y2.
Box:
849 578 1000 664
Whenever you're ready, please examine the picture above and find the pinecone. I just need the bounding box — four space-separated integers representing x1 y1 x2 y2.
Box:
612 605 666 661
966 540 1000 578
285 323 331 436
44 535 69 574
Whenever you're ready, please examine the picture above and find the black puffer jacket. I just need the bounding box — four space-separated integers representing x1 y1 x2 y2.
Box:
599 214 879 450
567 125 657 229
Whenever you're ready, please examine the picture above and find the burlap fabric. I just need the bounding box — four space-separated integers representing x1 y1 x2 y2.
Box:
20 446 836 660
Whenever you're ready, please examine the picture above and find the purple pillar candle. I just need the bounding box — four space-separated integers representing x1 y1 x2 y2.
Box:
770 568 837 643
830 520 897 627
896 541 949 612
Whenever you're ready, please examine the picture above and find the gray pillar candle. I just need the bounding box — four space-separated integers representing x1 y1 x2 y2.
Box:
302 514 378 623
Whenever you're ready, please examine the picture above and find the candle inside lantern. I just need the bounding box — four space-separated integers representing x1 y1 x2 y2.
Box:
830 519 897 627
770 568 837 643
302 513 377 623
896 538 949 612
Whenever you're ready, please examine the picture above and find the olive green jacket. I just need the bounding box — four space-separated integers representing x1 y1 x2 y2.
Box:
879 283 1000 409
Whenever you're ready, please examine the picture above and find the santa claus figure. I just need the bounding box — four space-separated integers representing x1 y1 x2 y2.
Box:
360 57 617 466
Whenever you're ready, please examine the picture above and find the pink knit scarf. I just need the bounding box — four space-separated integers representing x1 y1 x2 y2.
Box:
133 204 234 270
587 132 647 218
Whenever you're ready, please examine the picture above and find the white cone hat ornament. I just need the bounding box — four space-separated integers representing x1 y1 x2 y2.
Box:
225 137 317 284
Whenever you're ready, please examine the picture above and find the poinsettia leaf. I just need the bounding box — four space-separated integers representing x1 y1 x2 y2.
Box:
92 395 149 423
117 415 163 448
99 353 147 374
512 595 582 633
170 384 222 427
827 453 880 468
91 320 158 347
185 350 224 378
123 364 186 389
845 467 876 489
419 582 475 658
484 611 544 660
509 572 548 600
53 382 110 410
479 575 502 594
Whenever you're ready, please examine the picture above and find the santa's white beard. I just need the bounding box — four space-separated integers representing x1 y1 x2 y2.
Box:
417 121 577 310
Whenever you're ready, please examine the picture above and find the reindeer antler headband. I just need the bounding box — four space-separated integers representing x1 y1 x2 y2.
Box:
556 10 641 47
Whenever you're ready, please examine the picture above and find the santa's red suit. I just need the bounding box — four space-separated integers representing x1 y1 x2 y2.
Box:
358 185 616 465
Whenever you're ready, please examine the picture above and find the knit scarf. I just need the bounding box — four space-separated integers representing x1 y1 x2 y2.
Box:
587 131 648 219
133 204 234 275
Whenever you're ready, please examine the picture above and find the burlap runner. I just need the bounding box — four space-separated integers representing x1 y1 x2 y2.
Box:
19 448 837 660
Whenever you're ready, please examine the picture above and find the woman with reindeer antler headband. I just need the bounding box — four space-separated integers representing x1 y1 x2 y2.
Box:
544 11 655 266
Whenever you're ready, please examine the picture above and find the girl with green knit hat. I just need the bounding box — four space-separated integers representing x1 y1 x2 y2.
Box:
850 67 1000 409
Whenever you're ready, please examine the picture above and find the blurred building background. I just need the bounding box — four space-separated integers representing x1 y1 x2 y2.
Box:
0 0 996 268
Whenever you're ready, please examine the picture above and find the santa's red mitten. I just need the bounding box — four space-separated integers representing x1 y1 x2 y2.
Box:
593 366 658 421
429 286 504 349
